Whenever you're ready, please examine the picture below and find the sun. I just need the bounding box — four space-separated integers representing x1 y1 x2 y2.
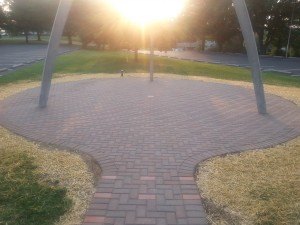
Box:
108 0 186 25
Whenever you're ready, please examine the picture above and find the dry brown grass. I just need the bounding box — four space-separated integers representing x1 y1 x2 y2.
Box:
196 138 300 225
1 72 299 225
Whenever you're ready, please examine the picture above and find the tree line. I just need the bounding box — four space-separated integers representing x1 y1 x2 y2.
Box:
0 0 299 56
183 0 300 56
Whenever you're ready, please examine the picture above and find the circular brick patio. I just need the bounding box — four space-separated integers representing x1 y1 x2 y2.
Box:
0 77 299 225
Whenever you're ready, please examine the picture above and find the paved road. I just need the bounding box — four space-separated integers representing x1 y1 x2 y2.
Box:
1 77 299 225
140 50 300 76
0 44 78 75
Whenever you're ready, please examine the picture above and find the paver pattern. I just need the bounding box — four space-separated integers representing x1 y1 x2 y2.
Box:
0 77 299 225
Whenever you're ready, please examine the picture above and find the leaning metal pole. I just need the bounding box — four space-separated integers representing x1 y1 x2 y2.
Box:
233 0 267 114
39 0 73 108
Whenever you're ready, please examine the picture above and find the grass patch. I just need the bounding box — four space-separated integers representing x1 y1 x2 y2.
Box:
0 147 71 225
196 139 300 225
1 50 299 87
0 62 44 84
0 125 96 225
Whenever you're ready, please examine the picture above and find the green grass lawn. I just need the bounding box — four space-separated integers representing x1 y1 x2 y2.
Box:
0 149 71 225
0 35 49 45
1 50 299 87
0 35 80 45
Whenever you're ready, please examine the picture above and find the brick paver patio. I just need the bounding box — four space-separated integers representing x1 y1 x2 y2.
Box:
0 77 299 225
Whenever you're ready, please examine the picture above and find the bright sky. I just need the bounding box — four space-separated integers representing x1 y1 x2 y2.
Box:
108 0 186 25
0 0 9 11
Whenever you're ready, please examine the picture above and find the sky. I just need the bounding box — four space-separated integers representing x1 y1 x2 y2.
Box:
109 0 186 25
0 0 9 11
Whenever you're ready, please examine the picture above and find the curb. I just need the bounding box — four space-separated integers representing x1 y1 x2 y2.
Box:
0 68 8 73
12 64 24 68
262 69 293 75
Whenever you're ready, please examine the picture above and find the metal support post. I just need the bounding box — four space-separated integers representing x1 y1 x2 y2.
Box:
39 0 73 108
233 0 267 114
149 33 154 82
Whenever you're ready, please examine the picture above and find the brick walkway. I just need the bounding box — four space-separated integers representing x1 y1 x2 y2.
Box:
0 77 299 225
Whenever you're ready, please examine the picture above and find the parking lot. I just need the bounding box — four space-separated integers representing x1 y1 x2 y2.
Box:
0 44 78 75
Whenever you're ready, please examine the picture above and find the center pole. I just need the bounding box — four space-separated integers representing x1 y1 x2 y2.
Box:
149 33 154 81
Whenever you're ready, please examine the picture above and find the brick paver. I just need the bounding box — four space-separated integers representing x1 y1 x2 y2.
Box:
0 77 299 225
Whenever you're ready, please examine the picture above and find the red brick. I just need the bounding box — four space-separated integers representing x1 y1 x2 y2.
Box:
138 194 156 200
182 194 201 200
84 216 105 223
179 177 194 181
135 218 156 224
166 212 176 224
102 176 117 180
175 206 187 218
94 193 112 198
90 203 108 210
140 176 156 181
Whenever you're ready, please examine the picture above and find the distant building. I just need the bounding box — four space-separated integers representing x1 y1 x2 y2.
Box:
0 30 8 37
176 40 217 51
176 41 200 50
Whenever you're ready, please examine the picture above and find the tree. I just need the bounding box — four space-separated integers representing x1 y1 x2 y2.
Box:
118 22 143 61
31 0 58 41
246 0 278 54
63 0 119 48
9 0 32 43
180 0 210 50
288 0 300 56
182 0 240 52
207 0 239 52
151 20 184 51
261 0 300 56
64 0 79 45
0 6 6 30
180 0 299 55
0 0 10 30
8 0 58 43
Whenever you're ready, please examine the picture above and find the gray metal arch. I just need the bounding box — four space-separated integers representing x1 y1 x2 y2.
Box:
39 0 267 114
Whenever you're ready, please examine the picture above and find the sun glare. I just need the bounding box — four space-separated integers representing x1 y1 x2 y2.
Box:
108 0 186 25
